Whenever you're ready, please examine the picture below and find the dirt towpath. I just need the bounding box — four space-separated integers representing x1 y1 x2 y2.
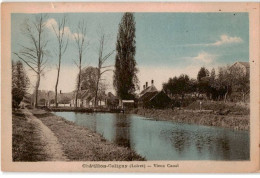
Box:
22 109 67 161
31 109 144 161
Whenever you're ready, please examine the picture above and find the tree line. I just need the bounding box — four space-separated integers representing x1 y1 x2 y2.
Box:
163 65 249 104
13 12 138 108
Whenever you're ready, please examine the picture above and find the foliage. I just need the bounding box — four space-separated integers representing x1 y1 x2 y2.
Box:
113 13 139 100
223 65 249 102
197 67 210 94
163 74 193 99
12 61 30 108
78 66 107 101
79 67 98 94
163 64 249 102
197 67 209 82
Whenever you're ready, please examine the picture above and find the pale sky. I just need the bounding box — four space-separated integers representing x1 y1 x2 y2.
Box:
11 13 249 94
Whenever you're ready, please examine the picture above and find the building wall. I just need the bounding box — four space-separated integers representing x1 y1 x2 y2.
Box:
70 98 106 108
150 92 171 108
139 91 171 109
70 99 82 107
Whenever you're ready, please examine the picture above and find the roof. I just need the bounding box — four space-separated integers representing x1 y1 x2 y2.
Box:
149 90 169 101
107 92 115 98
74 90 94 100
58 92 74 104
139 85 158 96
232 61 250 68
59 92 73 102
238 62 249 68
107 92 119 100
138 91 158 103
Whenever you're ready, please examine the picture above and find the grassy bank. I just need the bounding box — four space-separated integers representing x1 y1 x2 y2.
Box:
44 107 122 113
12 110 48 161
31 109 145 161
45 107 93 112
129 106 249 131
186 101 249 115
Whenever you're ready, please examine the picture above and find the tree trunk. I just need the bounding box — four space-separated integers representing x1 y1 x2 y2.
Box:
75 76 80 108
94 69 101 107
35 73 40 107
94 82 99 107
55 53 61 107
75 56 82 108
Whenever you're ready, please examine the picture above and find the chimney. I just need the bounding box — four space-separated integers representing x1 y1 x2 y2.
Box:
146 82 148 89
143 85 145 90
151 80 154 86
60 90 62 94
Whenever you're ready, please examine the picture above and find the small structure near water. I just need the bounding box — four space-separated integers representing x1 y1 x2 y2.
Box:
120 100 135 110
138 80 171 109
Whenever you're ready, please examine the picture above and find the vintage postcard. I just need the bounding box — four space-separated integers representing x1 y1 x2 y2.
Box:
1 2 260 172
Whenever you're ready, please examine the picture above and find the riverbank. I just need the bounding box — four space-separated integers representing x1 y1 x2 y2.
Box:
129 107 249 131
12 110 66 161
45 107 123 113
30 109 145 161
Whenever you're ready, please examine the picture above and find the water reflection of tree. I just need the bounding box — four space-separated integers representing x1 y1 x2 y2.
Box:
194 132 214 155
166 130 191 154
193 132 231 160
195 134 204 154
215 135 230 160
159 126 242 160
114 114 131 148
173 131 187 153
168 130 216 155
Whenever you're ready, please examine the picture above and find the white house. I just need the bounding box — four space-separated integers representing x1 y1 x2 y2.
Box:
70 90 106 108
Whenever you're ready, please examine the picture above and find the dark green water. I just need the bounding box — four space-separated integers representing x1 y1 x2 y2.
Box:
53 112 249 160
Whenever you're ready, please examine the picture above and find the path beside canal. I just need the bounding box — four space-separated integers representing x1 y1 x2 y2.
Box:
29 109 144 161
23 109 68 161
12 109 67 161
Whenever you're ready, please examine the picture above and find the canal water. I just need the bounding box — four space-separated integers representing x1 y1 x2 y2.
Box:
53 112 249 160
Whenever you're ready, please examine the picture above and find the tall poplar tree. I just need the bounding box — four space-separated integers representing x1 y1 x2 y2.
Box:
113 13 139 100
